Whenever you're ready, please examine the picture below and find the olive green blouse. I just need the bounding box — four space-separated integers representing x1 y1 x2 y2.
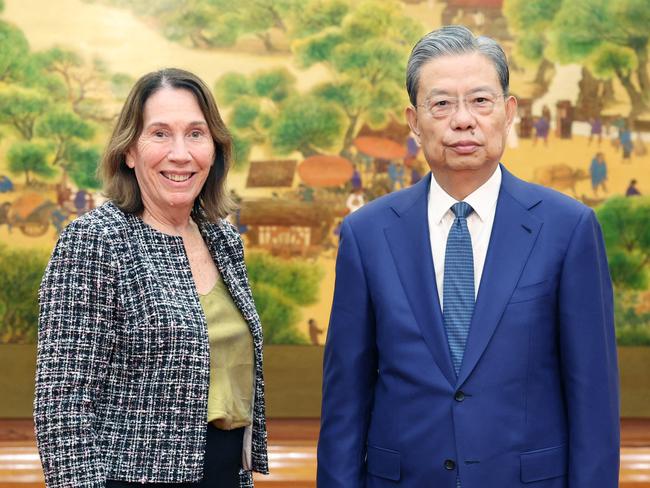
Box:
199 273 254 430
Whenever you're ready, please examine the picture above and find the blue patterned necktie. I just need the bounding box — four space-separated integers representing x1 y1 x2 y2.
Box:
443 202 475 377
443 202 475 488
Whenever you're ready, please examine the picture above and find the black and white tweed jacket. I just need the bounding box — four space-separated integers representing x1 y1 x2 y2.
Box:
34 201 268 488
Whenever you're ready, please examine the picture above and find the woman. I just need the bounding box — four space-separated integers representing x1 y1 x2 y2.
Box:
34 68 268 488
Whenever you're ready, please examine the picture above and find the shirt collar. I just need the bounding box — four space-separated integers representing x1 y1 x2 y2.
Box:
428 165 502 223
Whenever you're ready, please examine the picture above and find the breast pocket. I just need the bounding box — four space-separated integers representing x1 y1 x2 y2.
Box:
509 279 552 304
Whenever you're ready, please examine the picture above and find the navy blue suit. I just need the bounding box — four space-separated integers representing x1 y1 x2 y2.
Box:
317 165 619 487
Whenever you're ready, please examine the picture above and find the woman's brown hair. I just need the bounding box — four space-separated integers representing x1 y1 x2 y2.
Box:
100 68 234 221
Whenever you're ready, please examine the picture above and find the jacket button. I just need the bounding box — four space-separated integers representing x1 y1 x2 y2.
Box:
444 459 456 470
454 390 465 402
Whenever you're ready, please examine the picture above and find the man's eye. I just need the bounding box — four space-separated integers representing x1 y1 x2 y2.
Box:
474 97 490 104
435 100 449 107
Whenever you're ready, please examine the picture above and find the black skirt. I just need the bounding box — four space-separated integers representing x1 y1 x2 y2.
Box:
106 424 245 488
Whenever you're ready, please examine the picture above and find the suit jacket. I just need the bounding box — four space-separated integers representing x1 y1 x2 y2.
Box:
35 201 268 488
317 165 619 487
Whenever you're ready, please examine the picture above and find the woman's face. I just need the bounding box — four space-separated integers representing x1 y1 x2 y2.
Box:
126 87 215 218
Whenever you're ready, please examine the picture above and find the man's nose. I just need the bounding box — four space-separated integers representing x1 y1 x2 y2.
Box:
450 101 477 131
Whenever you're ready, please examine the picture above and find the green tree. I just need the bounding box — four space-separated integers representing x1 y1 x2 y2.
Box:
597 196 650 291
0 86 50 140
597 196 650 345
270 93 345 156
551 0 650 115
503 0 562 88
246 252 323 344
36 109 94 171
0 20 30 82
216 68 346 159
68 144 102 189
293 0 422 155
87 0 300 51
7 141 55 184
0 244 48 343
33 47 112 121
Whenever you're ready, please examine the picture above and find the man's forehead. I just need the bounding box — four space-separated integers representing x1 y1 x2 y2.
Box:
417 53 501 91
425 86 498 97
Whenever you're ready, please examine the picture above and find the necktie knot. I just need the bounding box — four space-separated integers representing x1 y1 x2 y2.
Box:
451 201 472 219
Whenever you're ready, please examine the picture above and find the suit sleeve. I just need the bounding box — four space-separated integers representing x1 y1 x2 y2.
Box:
558 208 620 487
317 218 377 488
34 221 118 488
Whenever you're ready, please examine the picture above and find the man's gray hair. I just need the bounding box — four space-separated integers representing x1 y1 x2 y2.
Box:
406 25 510 106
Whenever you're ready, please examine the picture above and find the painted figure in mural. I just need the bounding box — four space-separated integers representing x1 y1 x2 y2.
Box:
0 175 14 192
387 161 405 190
34 69 268 488
620 124 633 162
318 25 619 488
308 318 324 346
532 114 550 146
590 152 608 196
589 116 603 146
346 187 366 214
351 163 363 191
73 189 88 215
626 179 641 197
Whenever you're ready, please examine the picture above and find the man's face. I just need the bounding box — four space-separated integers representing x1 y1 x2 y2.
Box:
406 52 516 178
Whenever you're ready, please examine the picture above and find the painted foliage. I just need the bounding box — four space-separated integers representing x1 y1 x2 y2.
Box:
0 0 648 345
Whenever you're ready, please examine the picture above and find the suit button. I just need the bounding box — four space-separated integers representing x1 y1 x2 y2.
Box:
444 459 456 470
454 390 465 402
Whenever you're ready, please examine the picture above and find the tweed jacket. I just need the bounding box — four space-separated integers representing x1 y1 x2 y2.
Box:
34 201 268 488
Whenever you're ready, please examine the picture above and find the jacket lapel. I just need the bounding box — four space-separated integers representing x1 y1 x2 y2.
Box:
384 174 456 387
457 167 543 386
200 221 261 337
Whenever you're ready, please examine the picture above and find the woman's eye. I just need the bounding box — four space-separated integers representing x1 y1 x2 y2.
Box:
153 130 166 138
190 130 203 138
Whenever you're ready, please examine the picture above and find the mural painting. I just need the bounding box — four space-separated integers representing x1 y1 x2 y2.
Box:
0 0 648 348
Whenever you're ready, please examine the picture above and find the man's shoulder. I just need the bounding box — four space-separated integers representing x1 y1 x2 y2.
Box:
501 167 590 220
345 180 426 229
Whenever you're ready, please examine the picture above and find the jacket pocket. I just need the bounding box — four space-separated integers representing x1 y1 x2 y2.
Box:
367 445 400 481
520 444 568 483
509 280 551 304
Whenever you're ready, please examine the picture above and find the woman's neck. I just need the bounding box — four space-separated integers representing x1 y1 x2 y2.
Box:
142 207 196 236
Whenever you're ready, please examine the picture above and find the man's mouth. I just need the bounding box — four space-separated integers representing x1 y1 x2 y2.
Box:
448 141 480 154
161 172 193 182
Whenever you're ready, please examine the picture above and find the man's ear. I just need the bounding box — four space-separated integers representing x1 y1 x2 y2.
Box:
504 95 518 134
405 106 421 145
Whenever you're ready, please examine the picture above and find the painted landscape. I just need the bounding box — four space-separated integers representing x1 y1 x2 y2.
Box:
0 0 648 345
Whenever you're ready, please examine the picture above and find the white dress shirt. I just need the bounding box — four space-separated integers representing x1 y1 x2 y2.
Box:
427 165 502 309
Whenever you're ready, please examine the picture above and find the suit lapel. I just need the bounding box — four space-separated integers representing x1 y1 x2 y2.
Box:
200 222 260 331
457 169 542 386
384 174 456 387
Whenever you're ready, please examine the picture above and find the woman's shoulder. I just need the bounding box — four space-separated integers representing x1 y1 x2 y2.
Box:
200 217 244 255
201 217 240 240
60 201 130 242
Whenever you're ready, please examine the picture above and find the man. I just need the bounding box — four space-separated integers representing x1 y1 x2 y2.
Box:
625 179 641 197
590 152 607 196
318 26 619 488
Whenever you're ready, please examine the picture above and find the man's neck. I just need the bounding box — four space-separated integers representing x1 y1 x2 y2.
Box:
431 164 499 201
